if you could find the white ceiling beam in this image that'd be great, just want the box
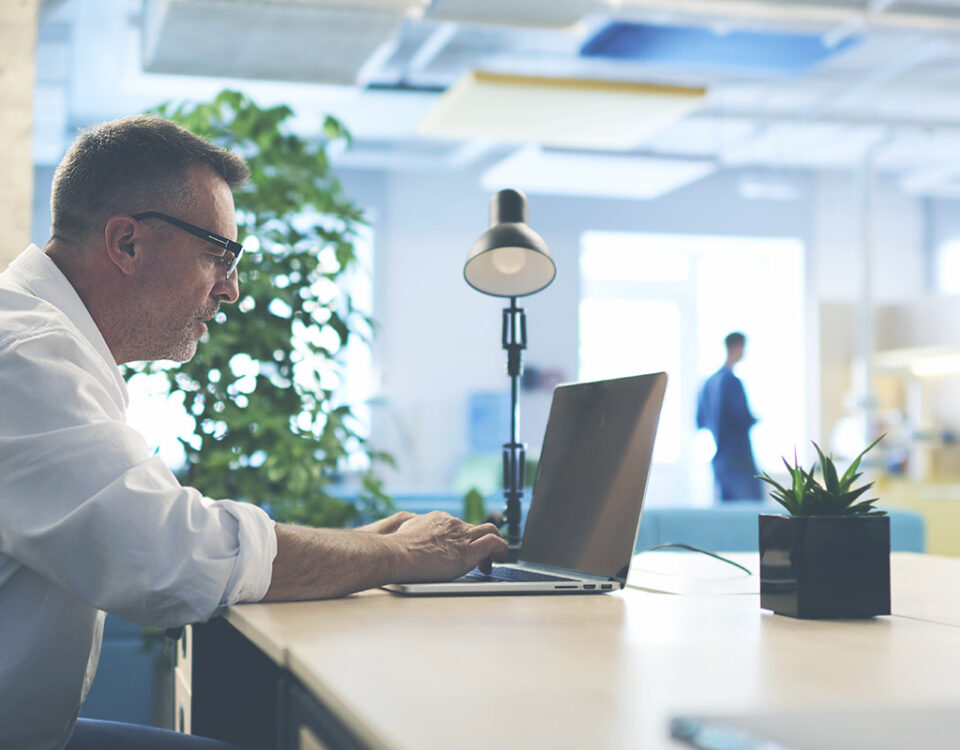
[616,0,960,33]
[807,40,945,117]
[693,106,960,134]
[821,17,865,48]
[900,162,960,194]
[407,22,458,73]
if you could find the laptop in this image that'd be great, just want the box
[384,371,667,595]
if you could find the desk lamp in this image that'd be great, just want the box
[464,188,556,557]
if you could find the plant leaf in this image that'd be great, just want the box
[840,483,875,507]
[813,441,840,497]
[839,434,886,491]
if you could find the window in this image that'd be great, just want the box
[580,231,805,503]
[936,240,960,295]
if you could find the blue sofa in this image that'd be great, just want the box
[634,504,926,553]
[382,493,926,554]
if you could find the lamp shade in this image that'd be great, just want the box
[464,189,556,297]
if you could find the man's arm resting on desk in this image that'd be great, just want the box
[262,511,508,601]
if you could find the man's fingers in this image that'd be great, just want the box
[467,522,502,540]
[470,531,509,561]
[472,530,509,574]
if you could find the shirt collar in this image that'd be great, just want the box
[8,244,129,408]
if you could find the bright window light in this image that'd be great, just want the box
[580,298,682,463]
[579,231,805,503]
[581,237,691,283]
[937,240,960,295]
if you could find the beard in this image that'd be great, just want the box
[165,327,201,363]
[138,303,219,363]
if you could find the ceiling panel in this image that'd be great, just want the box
[418,70,706,150]
[141,0,426,84]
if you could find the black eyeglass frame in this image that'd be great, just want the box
[132,211,244,276]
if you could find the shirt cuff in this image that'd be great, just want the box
[215,500,277,605]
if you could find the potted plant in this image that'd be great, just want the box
[757,436,889,619]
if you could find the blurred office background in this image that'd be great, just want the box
[7,0,960,728]
[7,0,960,512]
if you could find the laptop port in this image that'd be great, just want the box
[583,584,596,590]
[556,585,577,590]
[601,584,613,590]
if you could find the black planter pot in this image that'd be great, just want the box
[758,514,891,619]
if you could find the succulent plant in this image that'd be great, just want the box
[758,435,886,516]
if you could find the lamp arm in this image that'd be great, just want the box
[501,297,526,557]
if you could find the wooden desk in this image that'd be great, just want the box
[180,553,960,750]
[628,551,960,627]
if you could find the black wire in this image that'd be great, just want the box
[645,543,753,576]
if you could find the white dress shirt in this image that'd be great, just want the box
[0,246,277,750]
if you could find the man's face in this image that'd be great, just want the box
[128,167,240,362]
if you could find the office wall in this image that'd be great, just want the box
[31,165,54,248]
[29,155,931,500]
[1,0,39,267]
[339,164,930,499]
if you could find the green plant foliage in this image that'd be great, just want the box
[757,435,886,516]
[126,90,394,527]
[462,488,487,526]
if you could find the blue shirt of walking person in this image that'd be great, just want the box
[696,332,762,501]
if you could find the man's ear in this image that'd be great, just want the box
[103,215,141,276]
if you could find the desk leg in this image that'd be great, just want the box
[284,681,371,750]
[191,616,285,749]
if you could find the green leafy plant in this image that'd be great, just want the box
[758,435,886,516]
[126,90,393,527]
[462,488,487,526]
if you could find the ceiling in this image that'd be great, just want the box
[32,0,960,198]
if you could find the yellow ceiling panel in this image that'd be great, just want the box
[418,71,707,150]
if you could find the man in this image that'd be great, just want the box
[696,332,763,501]
[0,116,507,750]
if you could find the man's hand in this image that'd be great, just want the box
[393,511,508,581]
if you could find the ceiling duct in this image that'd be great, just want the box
[426,0,615,29]
[141,0,428,85]
[614,0,960,34]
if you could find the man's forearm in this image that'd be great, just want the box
[262,523,404,601]
[259,511,508,602]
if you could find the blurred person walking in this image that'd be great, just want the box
[696,332,762,501]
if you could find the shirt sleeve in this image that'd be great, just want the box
[720,373,757,430]
[0,325,277,627]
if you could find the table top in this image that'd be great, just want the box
[225,552,960,750]
[628,551,960,628]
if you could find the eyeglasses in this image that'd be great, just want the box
[132,211,244,277]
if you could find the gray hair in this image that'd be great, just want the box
[51,115,249,238]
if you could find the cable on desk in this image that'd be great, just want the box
[644,543,753,576]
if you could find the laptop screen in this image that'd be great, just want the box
[519,372,667,582]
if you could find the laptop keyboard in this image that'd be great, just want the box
[462,566,577,583]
